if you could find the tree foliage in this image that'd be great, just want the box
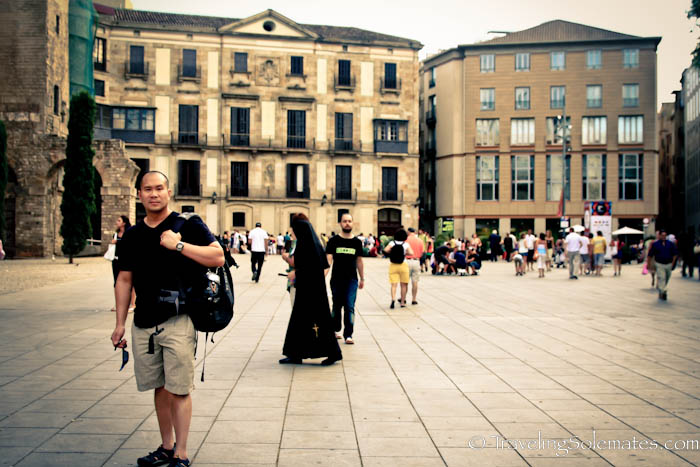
[60,91,96,262]
[689,0,700,68]
[0,120,7,244]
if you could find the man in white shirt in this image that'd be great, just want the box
[579,233,590,276]
[249,222,268,282]
[525,229,536,271]
[277,233,284,254]
[564,227,582,280]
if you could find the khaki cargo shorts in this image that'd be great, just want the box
[132,313,196,395]
[407,259,421,282]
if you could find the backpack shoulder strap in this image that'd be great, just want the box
[172,213,200,234]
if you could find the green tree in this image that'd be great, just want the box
[689,0,700,68]
[60,91,96,263]
[0,120,7,245]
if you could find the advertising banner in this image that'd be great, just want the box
[587,201,612,257]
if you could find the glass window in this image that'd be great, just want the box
[546,154,571,201]
[113,108,125,129]
[618,116,643,144]
[230,162,248,196]
[476,155,499,201]
[587,85,602,108]
[291,56,304,76]
[587,50,602,69]
[234,52,247,72]
[429,67,436,87]
[582,116,607,145]
[335,165,352,200]
[93,37,106,71]
[286,163,309,198]
[230,107,250,146]
[476,119,499,146]
[582,154,607,200]
[232,212,246,227]
[623,49,639,68]
[550,86,565,108]
[177,160,200,196]
[287,110,306,148]
[381,167,398,201]
[129,45,144,75]
[384,63,397,89]
[511,155,534,201]
[515,87,530,110]
[335,112,353,150]
[182,49,196,77]
[480,54,495,73]
[94,79,105,97]
[53,85,60,115]
[546,116,570,145]
[338,59,351,86]
[511,118,535,145]
[515,53,530,71]
[623,84,639,107]
[619,153,643,200]
[178,105,198,144]
[551,51,565,70]
[480,88,495,110]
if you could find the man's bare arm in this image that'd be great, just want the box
[111,270,132,348]
[161,230,224,267]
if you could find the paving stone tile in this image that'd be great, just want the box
[0,427,58,447]
[362,457,446,467]
[194,442,278,464]
[139,415,214,432]
[358,437,440,457]
[355,421,428,438]
[36,433,127,453]
[284,415,354,431]
[0,412,75,428]
[15,452,110,467]
[216,406,286,421]
[285,400,351,416]
[60,417,142,435]
[207,420,283,444]
[439,447,529,466]
[278,448,361,466]
[280,430,357,449]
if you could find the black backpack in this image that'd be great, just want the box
[172,213,234,380]
[389,241,405,264]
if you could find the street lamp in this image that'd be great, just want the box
[211,191,217,204]
[554,97,570,232]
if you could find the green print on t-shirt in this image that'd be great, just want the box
[335,247,356,255]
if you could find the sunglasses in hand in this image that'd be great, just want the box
[114,339,129,371]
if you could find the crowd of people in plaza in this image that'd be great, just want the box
[103,171,699,467]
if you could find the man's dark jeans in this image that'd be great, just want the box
[331,279,358,339]
[251,251,265,278]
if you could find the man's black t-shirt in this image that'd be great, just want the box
[325,235,362,283]
[119,212,217,328]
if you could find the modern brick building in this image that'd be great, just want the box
[420,20,661,238]
[92,7,422,237]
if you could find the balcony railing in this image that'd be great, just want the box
[94,60,107,72]
[334,74,356,91]
[287,135,306,149]
[426,109,436,126]
[378,189,403,203]
[374,140,408,154]
[286,187,310,199]
[380,77,401,94]
[226,186,312,200]
[178,64,202,82]
[480,102,495,111]
[551,99,565,109]
[178,131,199,145]
[334,138,353,151]
[230,133,250,146]
[125,61,149,79]
[333,188,356,202]
[174,183,202,197]
[623,98,639,107]
[429,78,435,88]
[229,185,248,197]
[587,98,602,108]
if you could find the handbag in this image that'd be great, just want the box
[104,234,117,261]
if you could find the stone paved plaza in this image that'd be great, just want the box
[0,255,699,466]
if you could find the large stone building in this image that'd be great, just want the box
[682,66,700,236]
[420,21,661,238]
[92,7,422,237]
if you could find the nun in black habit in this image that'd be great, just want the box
[279,214,342,366]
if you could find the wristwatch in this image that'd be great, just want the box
[176,241,185,252]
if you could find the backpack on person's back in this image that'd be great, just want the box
[389,241,405,264]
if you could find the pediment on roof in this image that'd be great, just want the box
[218,9,318,39]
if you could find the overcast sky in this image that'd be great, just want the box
[134,0,697,109]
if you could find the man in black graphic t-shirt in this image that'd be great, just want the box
[325,213,364,344]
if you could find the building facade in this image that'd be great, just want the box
[682,66,700,236]
[420,21,660,238]
[657,94,685,234]
[93,8,422,237]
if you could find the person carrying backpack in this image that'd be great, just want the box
[111,171,224,467]
[383,229,414,309]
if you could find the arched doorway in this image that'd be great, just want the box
[378,208,401,236]
[3,167,17,258]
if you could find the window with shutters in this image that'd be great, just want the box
[384,62,397,89]
[234,52,247,73]
[182,49,197,77]
[381,167,398,201]
[338,59,352,86]
[286,164,309,198]
[290,56,304,76]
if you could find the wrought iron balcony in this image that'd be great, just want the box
[125,61,149,80]
[178,64,202,82]
[334,138,353,151]
[230,133,250,146]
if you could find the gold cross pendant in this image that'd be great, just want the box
[312,323,319,338]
